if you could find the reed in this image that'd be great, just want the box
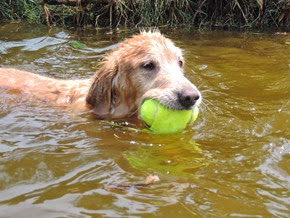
[0,0,42,23]
[0,0,288,30]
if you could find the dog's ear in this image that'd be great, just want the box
[86,59,118,119]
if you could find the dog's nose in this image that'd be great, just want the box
[178,90,200,109]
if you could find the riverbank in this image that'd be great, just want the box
[0,0,289,30]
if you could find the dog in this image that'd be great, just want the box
[0,31,201,119]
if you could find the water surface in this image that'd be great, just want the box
[0,22,289,217]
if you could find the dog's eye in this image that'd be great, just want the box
[179,60,183,67]
[141,62,155,71]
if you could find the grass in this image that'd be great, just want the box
[0,0,288,30]
[0,0,43,23]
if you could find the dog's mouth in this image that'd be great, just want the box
[139,98,199,113]
[153,98,201,111]
[139,98,175,112]
[138,98,200,134]
[138,98,200,118]
[139,87,202,113]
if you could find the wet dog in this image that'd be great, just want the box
[0,31,201,119]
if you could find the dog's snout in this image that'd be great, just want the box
[178,90,200,109]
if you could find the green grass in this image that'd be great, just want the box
[0,0,288,30]
[0,0,42,23]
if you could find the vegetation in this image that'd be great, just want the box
[0,0,289,30]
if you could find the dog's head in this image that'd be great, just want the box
[86,31,201,119]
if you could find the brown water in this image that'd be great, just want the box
[0,22,289,217]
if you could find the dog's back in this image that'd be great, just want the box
[0,68,91,109]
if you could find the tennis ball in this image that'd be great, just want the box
[140,99,199,134]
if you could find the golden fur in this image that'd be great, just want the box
[0,31,201,119]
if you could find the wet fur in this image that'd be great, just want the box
[0,31,201,119]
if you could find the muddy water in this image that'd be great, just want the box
[0,22,289,217]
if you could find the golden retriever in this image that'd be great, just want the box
[0,31,201,119]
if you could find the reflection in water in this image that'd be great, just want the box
[125,139,206,178]
[0,22,289,217]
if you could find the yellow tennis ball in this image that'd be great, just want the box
[140,99,199,134]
